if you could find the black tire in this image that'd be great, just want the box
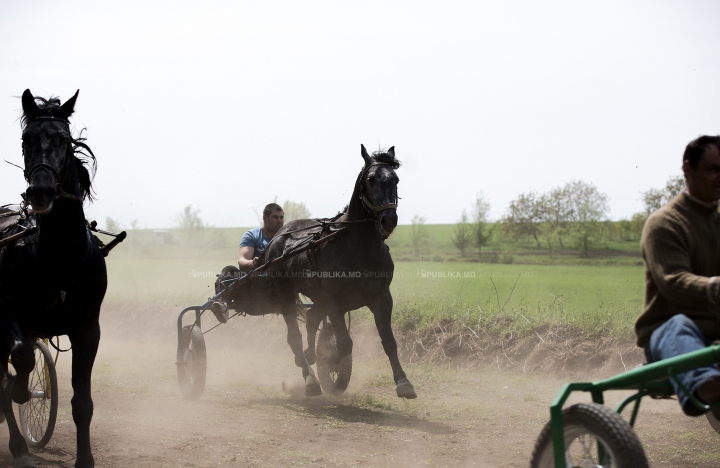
[530,403,648,468]
[316,321,352,395]
[177,325,207,400]
[17,340,58,449]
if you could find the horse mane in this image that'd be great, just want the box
[20,95,65,127]
[69,128,97,202]
[21,94,97,202]
[370,149,401,170]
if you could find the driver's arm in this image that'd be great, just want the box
[238,246,260,272]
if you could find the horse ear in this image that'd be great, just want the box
[361,144,371,165]
[21,89,39,118]
[59,90,79,119]
[387,146,395,158]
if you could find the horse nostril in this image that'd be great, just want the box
[45,186,56,199]
[25,187,34,198]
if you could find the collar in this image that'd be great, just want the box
[682,189,717,209]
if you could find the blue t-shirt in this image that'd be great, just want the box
[240,227,272,256]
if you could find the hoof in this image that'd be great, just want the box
[14,454,37,468]
[396,378,417,399]
[5,375,31,404]
[304,368,322,397]
[74,453,95,468]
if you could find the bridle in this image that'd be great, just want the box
[22,115,76,203]
[358,162,399,216]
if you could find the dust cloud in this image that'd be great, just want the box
[0,300,717,467]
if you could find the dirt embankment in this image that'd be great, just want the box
[393,321,645,378]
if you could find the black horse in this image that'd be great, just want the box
[265,145,416,399]
[0,90,106,467]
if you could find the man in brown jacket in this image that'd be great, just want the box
[637,135,720,416]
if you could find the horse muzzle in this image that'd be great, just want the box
[25,173,58,214]
[377,209,398,237]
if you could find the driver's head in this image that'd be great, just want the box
[262,203,284,235]
[683,136,720,203]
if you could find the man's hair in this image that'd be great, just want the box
[684,135,720,169]
[263,203,283,216]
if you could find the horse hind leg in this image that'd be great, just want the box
[304,305,325,365]
[282,308,322,397]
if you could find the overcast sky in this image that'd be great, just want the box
[1,1,718,228]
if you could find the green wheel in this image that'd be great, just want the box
[706,411,720,434]
[530,403,648,468]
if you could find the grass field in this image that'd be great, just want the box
[110,222,644,264]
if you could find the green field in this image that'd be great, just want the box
[102,225,645,340]
[110,222,644,264]
[382,222,643,264]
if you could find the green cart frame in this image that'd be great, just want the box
[530,344,720,468]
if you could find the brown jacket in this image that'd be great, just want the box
[636,192,720,347]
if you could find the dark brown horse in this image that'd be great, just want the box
[0,90,106,467]
[265,145,416,399]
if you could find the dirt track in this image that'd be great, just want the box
[1,314,719,467]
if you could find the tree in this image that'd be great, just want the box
[450,210,472,256]
[564,180,609,257]
[629,212,646,240]
[105,217,122,233]
[282,200,312,222]
[501,191,543,247]
[410,215,430,257]
[176,205,205,230]
[470,193,493,258]
[177,205,205,241]
[641,174,685,216]
[538,187,572,251]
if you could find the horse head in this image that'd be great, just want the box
[359,144,400,238]
[20,89,91,214]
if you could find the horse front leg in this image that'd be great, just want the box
[0,348,36,468]
[4,322,33,404]
[369,293,417,399]
[282,306,321,396]
[69,324,100,468]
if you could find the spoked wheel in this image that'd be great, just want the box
[530,403,649,468]
[316,320,352,395]
[177,325,207,400]
[17,340,59,449]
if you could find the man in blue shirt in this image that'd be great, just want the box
[212,203,284,323]
[238,203,284,272]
